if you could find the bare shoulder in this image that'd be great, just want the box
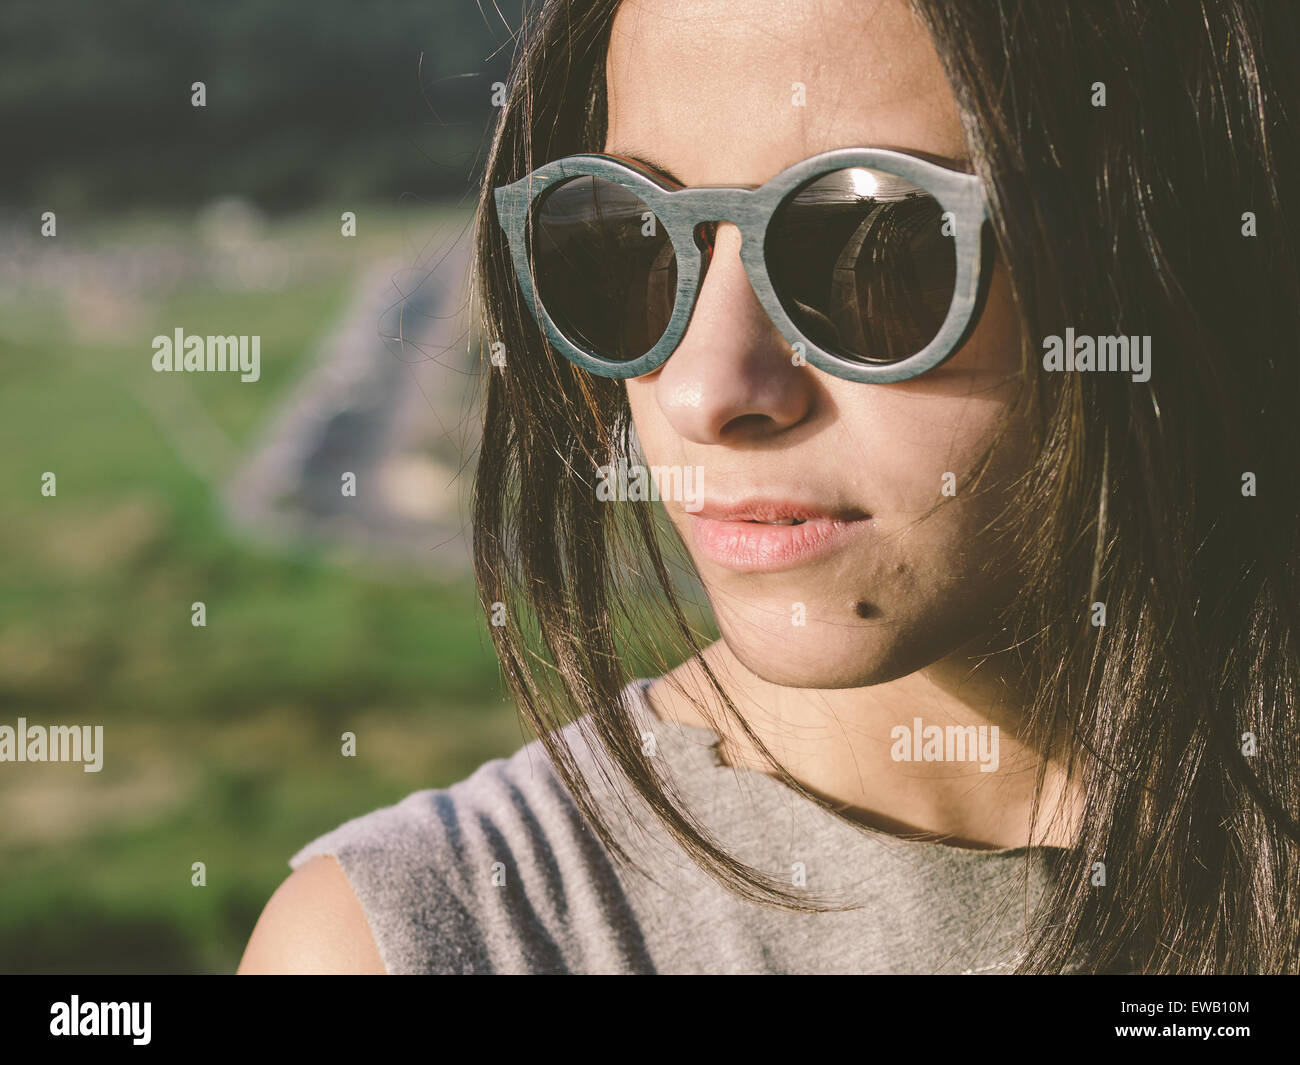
[238,855,387,974]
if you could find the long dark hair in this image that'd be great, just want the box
[469,0,1300,973]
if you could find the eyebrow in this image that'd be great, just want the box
[603,147,973,187]
[602,150,687,187]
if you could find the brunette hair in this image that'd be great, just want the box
[469,0,1300,973]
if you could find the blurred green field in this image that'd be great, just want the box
[0,202,534,973]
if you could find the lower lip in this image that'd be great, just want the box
[685,514,871,572]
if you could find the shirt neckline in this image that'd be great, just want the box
[626,675,1073,861]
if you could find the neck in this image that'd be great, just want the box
[646,638,1081,850]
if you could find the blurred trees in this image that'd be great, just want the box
[0,0,514,211]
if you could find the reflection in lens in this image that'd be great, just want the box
[529,176,677,363]
[765,167,957,364]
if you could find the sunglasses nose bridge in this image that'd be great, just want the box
[670,187,757,228]
[669,188,763,261]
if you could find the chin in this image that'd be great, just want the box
[712,598,968,689]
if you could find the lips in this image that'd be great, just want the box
[692,499,868,523]
[685,497,872,572]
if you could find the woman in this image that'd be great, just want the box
[240,0,1299,974]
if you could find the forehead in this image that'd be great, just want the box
[604,0,967,186]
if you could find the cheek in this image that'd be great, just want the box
[843,393,1014,515]
[624,376,681,461]
[859,258,1028,509]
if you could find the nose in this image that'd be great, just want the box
[652,222,815,444]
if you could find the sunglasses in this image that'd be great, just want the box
[493,146,991,384]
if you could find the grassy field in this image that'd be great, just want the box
[0,202,535,973]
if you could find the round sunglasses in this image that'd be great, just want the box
[493,146,991,384]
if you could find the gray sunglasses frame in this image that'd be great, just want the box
[494,146,990,384]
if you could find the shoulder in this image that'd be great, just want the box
[238,854,386,974]
[243,702,663,974]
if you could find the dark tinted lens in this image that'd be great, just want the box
[765,167,956,364]
[529,176,677,363]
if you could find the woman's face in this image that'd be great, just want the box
[607,0,1031,688]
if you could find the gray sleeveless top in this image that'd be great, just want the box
[289,677,1072,974]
